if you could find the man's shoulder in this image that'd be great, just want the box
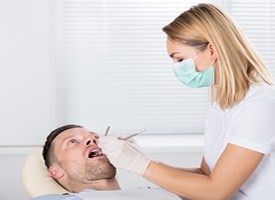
[75,188,182,200]
[32,194,82,200]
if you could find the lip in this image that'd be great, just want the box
[85,146,104,159]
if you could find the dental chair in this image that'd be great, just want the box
[22,148,68,198]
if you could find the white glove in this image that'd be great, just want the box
[98,136,151,176]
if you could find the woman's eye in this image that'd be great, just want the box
[177,59,183,63]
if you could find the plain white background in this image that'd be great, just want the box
[0,0,55,146]
[0,0,55,198]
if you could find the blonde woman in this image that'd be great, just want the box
[99,3,275,199]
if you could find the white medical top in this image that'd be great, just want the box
[204,83,275,199]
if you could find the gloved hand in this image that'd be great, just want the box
[98,136,151,176]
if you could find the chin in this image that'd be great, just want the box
[86,158,117,181]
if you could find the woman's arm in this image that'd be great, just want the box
[159,157,210,175]
[144,144,264,200]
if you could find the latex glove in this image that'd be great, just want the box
[98,136,151,176]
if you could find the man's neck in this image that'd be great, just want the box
[88,178,121,191]
[67,177,121,193]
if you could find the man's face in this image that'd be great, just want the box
[52,128,116,184]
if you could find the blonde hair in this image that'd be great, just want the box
[163,3,274,109]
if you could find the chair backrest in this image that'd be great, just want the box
[22,148,68,198]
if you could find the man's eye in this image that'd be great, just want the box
[177,59,183,63]
[68,139,77,144]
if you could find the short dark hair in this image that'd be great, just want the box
[42,124,83,168]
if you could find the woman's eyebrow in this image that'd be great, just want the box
[169,52,181,58]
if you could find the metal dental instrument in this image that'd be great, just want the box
[104,126,110,136]
[120,129,146,140]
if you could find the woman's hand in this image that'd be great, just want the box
[98,136,151,176]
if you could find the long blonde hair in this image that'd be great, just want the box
[163,3,274,109]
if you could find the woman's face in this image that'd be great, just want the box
[166,37,215,72]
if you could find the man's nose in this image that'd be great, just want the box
[85,137,97,146]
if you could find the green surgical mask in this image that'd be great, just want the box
[172,55,214,88]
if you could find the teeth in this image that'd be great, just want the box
[88,149,102,158]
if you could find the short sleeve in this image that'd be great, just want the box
[228,89,275,154]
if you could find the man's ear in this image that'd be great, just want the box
[48,163,65,180]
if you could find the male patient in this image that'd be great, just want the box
[43,124,119,192]
[34,124,182,200]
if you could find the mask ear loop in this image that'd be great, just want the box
[210,60,215,68]
[193,52,202,61]
[210,60,215,86]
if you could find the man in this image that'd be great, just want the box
[42,124,119,192]
[34,124,183,200]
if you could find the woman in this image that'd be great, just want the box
[99,3,275,200]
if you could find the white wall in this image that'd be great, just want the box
[0,0,204,199]
[0,0,55,198]
[0,148,32,199]
[0,0,55,146]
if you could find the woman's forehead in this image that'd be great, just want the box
[166,38,197,55]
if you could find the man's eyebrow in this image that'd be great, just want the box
[89,131,99,137]
[61,135,74,144]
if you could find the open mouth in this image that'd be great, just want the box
[88,149,103,158]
